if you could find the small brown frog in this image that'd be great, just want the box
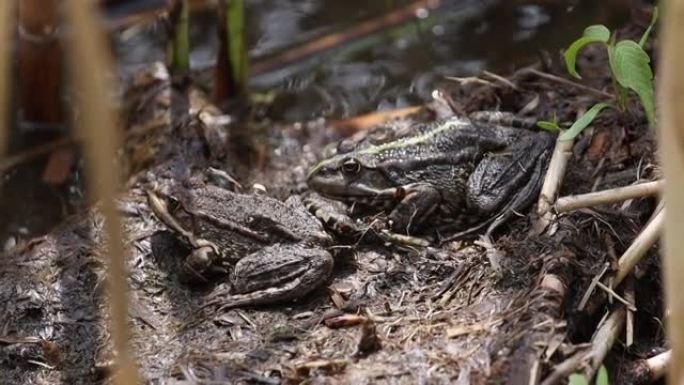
[147,183,334,309]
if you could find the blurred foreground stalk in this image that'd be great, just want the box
[166,0,190,77]
[63,1,139,384]
[0,1,15,157]
[18,0,63,131]
[213,0,247,106]
[657,0,684,383]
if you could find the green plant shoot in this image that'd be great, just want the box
[567,365,610,385]
[560,103,613,141]
[564,25,610,79]
[596,365,609,385]
[536,121,561,132]
[569,374,589,385]
[542,6,658,137]
[608,40,655,125]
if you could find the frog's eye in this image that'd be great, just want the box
[342,158,361,174]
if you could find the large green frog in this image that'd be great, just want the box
[307,112,555,239]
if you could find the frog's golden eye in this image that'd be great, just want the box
[342,158,361,174]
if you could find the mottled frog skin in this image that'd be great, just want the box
[307,112,554,238]
[148,184,333,309]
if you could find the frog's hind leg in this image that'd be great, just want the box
[483,148,550,237]
[466,138,552,237]
[207,246,334,312]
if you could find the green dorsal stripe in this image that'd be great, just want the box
[310,119,469,175]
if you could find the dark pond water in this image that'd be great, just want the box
[1,0,630,245]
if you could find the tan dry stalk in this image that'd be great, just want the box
[658,1,684,383]
[554,180,663,213]
[614,206,663,287]
[534,137,574,233]
[647,350,670,383]
[0,1,15,157]
[541,306,626,385]
[586,306,626,377]
[63,1,139,384]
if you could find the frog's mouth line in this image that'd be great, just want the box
[311,181,397,204]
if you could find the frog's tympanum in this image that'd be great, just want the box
[148,184,333,310]
[307,113,554,239]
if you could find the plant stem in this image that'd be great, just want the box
[213,0,247,105]
[228,0,247,94]
[167,0,190,75]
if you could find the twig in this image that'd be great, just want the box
[624,279,635,347]
[577,262,610,311]
[554,180,663,213]
[645,350,670,383]
[541,306,626,385]
[0,137,73,175]
[251,0,442,76]
[534,137,574,234]
[614,206,664,286]
[331,105,423,136]
[618,350,670,385]
[595,282,636,312]
[482,70,519,90]
[523,68,615,100]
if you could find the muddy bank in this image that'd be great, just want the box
[0,8,664,385]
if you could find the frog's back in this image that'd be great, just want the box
[187,185,326,240]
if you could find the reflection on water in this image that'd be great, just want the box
[2,0,629,243]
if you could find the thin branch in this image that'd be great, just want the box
[251,0,442,76]
[645,350,670,383]
[554,180,663,213]
[614,206,664,286]
[595,281,636,312]
[0,137,73,175]
[577,262,609,311]
[533,137,574,234]
[541,306,626,385]
[522,68,615,100]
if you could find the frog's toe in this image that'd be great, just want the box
[179,246,217,283]
[388,184,440,234]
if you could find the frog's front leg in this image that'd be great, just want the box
[388,183,440,234]
[147,190,223,281]
[304,194,362,239]
[206,244,334,310]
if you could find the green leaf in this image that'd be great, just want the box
[564,25,611,78]
[583,25,611,41]
[536,121,561,132]
[596,365,610,385]
[639,7,659,47]
[608,40,655,125]
[559,102,613,141]
[569,373,589,385]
